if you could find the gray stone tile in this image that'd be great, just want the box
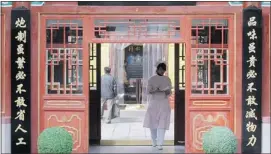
[101,110,175,141]
[111,125,130,139]
[102,122,174,140]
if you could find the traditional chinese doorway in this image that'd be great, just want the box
[38,14,235,153]
[87,16,186,146]
[89,42,185,146]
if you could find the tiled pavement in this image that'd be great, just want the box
[101,110,175,140]
[92,109,183,153]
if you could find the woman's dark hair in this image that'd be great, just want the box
[156,63,167,71]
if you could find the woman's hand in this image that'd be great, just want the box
[149,87,160,94]
[165,89,171,95]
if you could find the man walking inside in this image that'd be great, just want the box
[101,67,117,124]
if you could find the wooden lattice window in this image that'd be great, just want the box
[178,43,186,89]
[45,19,83,94]
[89,43,98,90]
[190,19,229,95]
[94,18,181,39]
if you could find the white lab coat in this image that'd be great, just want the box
[143,75,172,130]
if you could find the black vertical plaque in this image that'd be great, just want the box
[242,6,262,153]
[11,7,31,154]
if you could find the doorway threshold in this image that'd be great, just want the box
[100,140,174,146]
[89,145,185,153]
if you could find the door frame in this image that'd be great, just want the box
[86,15,188,145]
[89,42,186,146]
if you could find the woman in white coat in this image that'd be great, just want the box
[143,62,172,150]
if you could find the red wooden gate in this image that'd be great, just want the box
[185,15,235,153]
[38,14,235,153]
[39,15,89,152]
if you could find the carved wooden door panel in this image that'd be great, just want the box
[40,16,89,153]
[185,16,234,153]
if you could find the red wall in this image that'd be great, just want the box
[1,8,11,120]
[197,2,229,6]
[262,13,270,120]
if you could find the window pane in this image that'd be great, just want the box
[46,19,83,94]
[191,48,229,94]
[94,18,180,39]
[190,18,229,95]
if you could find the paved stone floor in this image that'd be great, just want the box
[89,146,185,153]
[101,110,174,140]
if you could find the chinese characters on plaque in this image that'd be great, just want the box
[242,6,262,153]
[11,8,31,153]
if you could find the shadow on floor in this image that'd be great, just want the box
[89,146,185,153]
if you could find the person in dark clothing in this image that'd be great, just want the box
[101,67,117,124]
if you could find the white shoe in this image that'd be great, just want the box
[157,145,163,150]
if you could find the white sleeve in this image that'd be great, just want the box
[167,77,173,95]
[147,79,153,94]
